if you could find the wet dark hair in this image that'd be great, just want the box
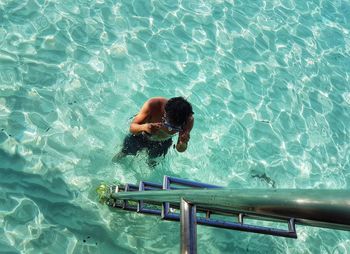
[165,97,193,127]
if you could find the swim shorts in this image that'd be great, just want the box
[121,134,173,158]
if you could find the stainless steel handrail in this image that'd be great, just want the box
[105,176,350,254]
[112,188,350,231]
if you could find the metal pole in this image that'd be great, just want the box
[113,188,350,231]
[180,198,197,254]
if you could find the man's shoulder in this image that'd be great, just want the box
[147,97,168,108]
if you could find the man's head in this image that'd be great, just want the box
[164,97,193,128]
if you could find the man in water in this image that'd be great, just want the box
[114,97,194,164]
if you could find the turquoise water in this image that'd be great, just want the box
[1,0,350,253]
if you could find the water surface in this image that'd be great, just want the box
[1,0,350,253]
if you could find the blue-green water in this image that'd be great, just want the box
[1,0,350,253]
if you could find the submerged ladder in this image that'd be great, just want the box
[105,176,350,254]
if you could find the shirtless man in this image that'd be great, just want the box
[114,97,194,164]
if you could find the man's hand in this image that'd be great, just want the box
[176,132,190,152]
[144,123,162,134]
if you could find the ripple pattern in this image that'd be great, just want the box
[1,0,350,253]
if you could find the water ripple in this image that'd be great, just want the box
[1,0,350,253]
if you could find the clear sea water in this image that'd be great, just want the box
[1,0,350,253]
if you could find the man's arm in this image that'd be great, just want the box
[176,115,194,152]
[129,99,162,134]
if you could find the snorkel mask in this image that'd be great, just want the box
[162,115,183,132]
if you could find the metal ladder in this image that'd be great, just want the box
[104,176,350,254]
[104,176,308,253]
